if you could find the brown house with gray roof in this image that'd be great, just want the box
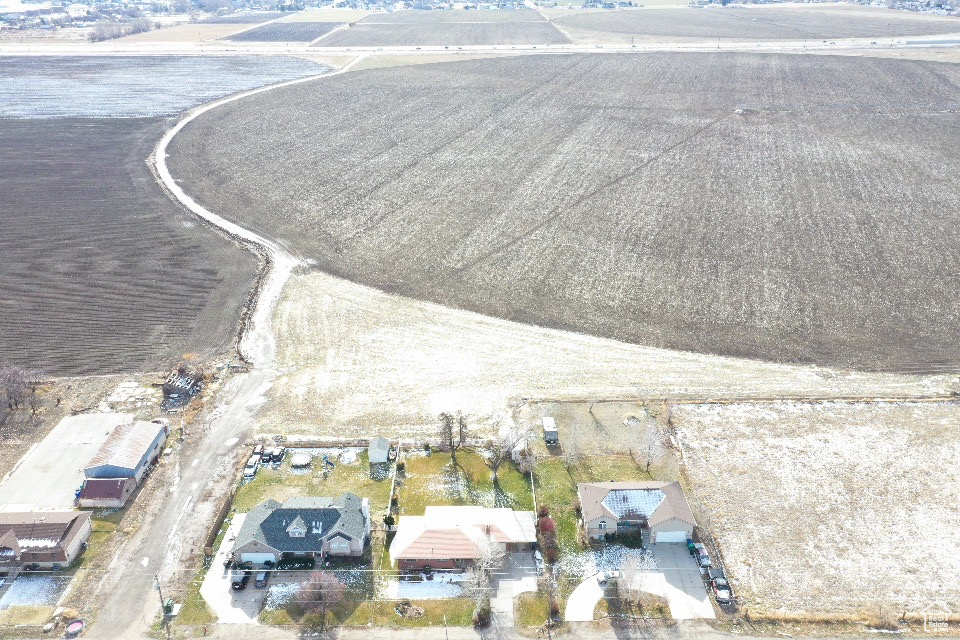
[577,481,696,543]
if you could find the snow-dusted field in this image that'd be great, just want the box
[0,56,326,118]
[674,402,960,615]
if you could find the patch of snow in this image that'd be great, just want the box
[555,545,656,582]
[0,575,71,610]
[378,573,466,600]
[264,581,300,609]
[601,489,664,519]
[17,539,58,549]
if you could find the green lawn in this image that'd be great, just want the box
[534,455,651,552]
[176,573,216,625]
[396,449,534,516]
[262,598,475,628]
[233,451,392,516]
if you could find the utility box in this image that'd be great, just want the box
[542,416,559,445]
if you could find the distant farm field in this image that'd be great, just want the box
[197,11,286,24]
[168,53,960,372]
[317,9,569,46]
[224,21,343,42]
[0,56,329,375]
[551,5,960,43]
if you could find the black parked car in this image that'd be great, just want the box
[231,570,252,590]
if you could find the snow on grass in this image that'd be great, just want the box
[675,401,960,615]
[554,544,656,583]
[264,581,300,610]
[0,575,71,610]
[378,573,466,600]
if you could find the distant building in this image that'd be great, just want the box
[231,494,371,565]
[84,419,169,484]
[77,477,136,508]
[389,506,536,572]
[577,481,696,543]
[0,511,92,570]
[368,437,390,464]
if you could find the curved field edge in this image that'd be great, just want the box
[166,52,960,373]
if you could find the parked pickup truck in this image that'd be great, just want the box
[711,577,733,605]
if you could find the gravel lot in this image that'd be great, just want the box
[170,53,960,372]
[552,5,960,43]
[674,401,960,615]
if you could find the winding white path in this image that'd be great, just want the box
[153,54,365,366]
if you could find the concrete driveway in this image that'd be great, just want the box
[200,514,265,624]
[564,572,605,622]
[491,552,538,627]
[636,543,715,620]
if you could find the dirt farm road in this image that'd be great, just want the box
[86,62,364,639]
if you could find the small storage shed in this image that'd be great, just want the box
[542,417,559,445]
[78,477,136,508]
[368,437,390,464]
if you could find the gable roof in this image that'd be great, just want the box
[232,494,366,555]
[85,420,167,471]
[79,478,134,501]
[577,481,696,528]
[0,511,92,558]
[390,506,536,562]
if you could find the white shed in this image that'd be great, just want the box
[368,437,390,464]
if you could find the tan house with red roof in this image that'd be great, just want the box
[577,481,696,543]
[389,506,536,572]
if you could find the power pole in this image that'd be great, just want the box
[155,573,165,611]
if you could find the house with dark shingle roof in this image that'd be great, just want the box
[0,511,92,570]
[78,477,136,508]
[577,481,696,543]
[231,494,370,565]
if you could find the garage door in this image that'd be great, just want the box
[655,530,688,543]
[240,552,275,564]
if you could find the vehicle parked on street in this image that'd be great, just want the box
[694,543,712,568]
[712,576,733,604]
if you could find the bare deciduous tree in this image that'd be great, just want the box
[439,411,468,463]
[483,425,532,481]
[0,366,29,411]
[299,571,346,623]
[627,415,666,473]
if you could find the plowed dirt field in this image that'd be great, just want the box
[167,53,960,373]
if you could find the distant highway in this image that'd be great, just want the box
[1,31,959,56]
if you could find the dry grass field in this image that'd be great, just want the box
[197,11,286,24]
[168,53,960,373]
[673,402,960,615]
[317,9,569,46]
[0,56,328,375]
[254,270,953,438]
[113,23,249,43]
[551,5,960,44]
[223,21,344,42]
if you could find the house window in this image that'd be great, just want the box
[288,527,305,538]
[598,521,607,530]
[330,537,350,553]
